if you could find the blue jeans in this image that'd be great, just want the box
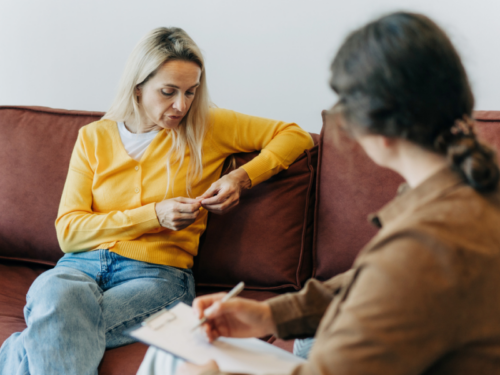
[0,249,195,375]
[293,338,315,359]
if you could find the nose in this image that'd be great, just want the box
[173,95,187,113]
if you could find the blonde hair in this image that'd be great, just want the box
[104,27,210,197]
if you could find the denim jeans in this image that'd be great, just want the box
[293,338,315,359]
[0,249,195,375]
[136,347,185,375]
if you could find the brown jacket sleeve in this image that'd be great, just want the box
[267,269,355,340]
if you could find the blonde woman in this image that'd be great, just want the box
[0,27,313,375]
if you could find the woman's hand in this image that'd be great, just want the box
[175,360,219,375]
[193,293,276,342]
[197,168,251,214]
[155,197,201,231]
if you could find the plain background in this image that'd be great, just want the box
[0,0,499,134]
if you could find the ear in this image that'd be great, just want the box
[381,135,396,148]
[134,85,142,101]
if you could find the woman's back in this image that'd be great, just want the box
[344,167,500,373]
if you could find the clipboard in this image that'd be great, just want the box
[125,302,305,375]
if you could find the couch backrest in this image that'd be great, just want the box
[313,110,500,281]
[0,106,103,265]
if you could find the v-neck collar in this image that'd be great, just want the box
[111,121,167,163]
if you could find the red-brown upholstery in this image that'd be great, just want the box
[475,111,500,155]
[312,111,403,280]
[0,107,103,265]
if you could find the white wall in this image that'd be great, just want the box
[0,0,499,134]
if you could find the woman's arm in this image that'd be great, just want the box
[208,109,314,187]
[199,109,314,213]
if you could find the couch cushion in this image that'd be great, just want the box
[194,137,319,291]
[0,106,103,265]
[0,261,51,345]
[313,111,403,281]
[475,111,500,151]
[313,110,500,281]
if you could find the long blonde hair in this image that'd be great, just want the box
[104,27,210,197]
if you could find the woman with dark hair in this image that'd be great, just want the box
[138,12,500,375]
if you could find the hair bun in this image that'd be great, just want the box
[448,136,500,191]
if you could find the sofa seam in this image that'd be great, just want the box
[0,105,105,118]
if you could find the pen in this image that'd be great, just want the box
[191,281,245,332]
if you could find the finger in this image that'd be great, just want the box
[200,190,231,205]
[193,293,227,319]
[202,200,238,215]
[207,360,218,370]
[203,324,220,343]
[173,219,198,230]
[171,213,199,223]
[176,205,201,215]
[198,183,220,200]
[175,196,202,205]
[202,315,227,342]
[204,299,243,320]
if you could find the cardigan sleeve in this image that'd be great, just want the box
[55,128,161,253]
[208,109,314,187]
[266,270,355,339]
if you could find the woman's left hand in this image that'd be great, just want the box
[175,360,219,375]
[197,168,251,214]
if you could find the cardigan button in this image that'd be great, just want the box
[135,166,139,171]
[134,188,140,193]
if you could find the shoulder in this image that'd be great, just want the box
[79,119,117,137]
[413,184,500,242]
[77,119,117,143]
[362,187,500,287]
[208,107,242,124]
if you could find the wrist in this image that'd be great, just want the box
[229,168,252,189]
[262,302,278,336]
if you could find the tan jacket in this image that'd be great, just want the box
[210,167,500,375]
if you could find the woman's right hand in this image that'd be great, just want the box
[155,197,202,231]
[193,293,277,342]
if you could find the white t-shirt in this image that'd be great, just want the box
[117,122,159,161]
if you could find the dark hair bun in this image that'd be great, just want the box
[447,135,500,191]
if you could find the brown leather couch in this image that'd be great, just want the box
[1,106,499,374]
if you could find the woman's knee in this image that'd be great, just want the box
[26,266,102,315]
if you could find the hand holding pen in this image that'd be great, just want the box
[191,281,277,343]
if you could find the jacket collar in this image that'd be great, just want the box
[369,167,464,229]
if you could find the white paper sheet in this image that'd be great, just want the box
[128,302,305,375]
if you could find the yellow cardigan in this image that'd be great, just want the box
[55,108,314,268]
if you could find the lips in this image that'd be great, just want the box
[168,115,182,120]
